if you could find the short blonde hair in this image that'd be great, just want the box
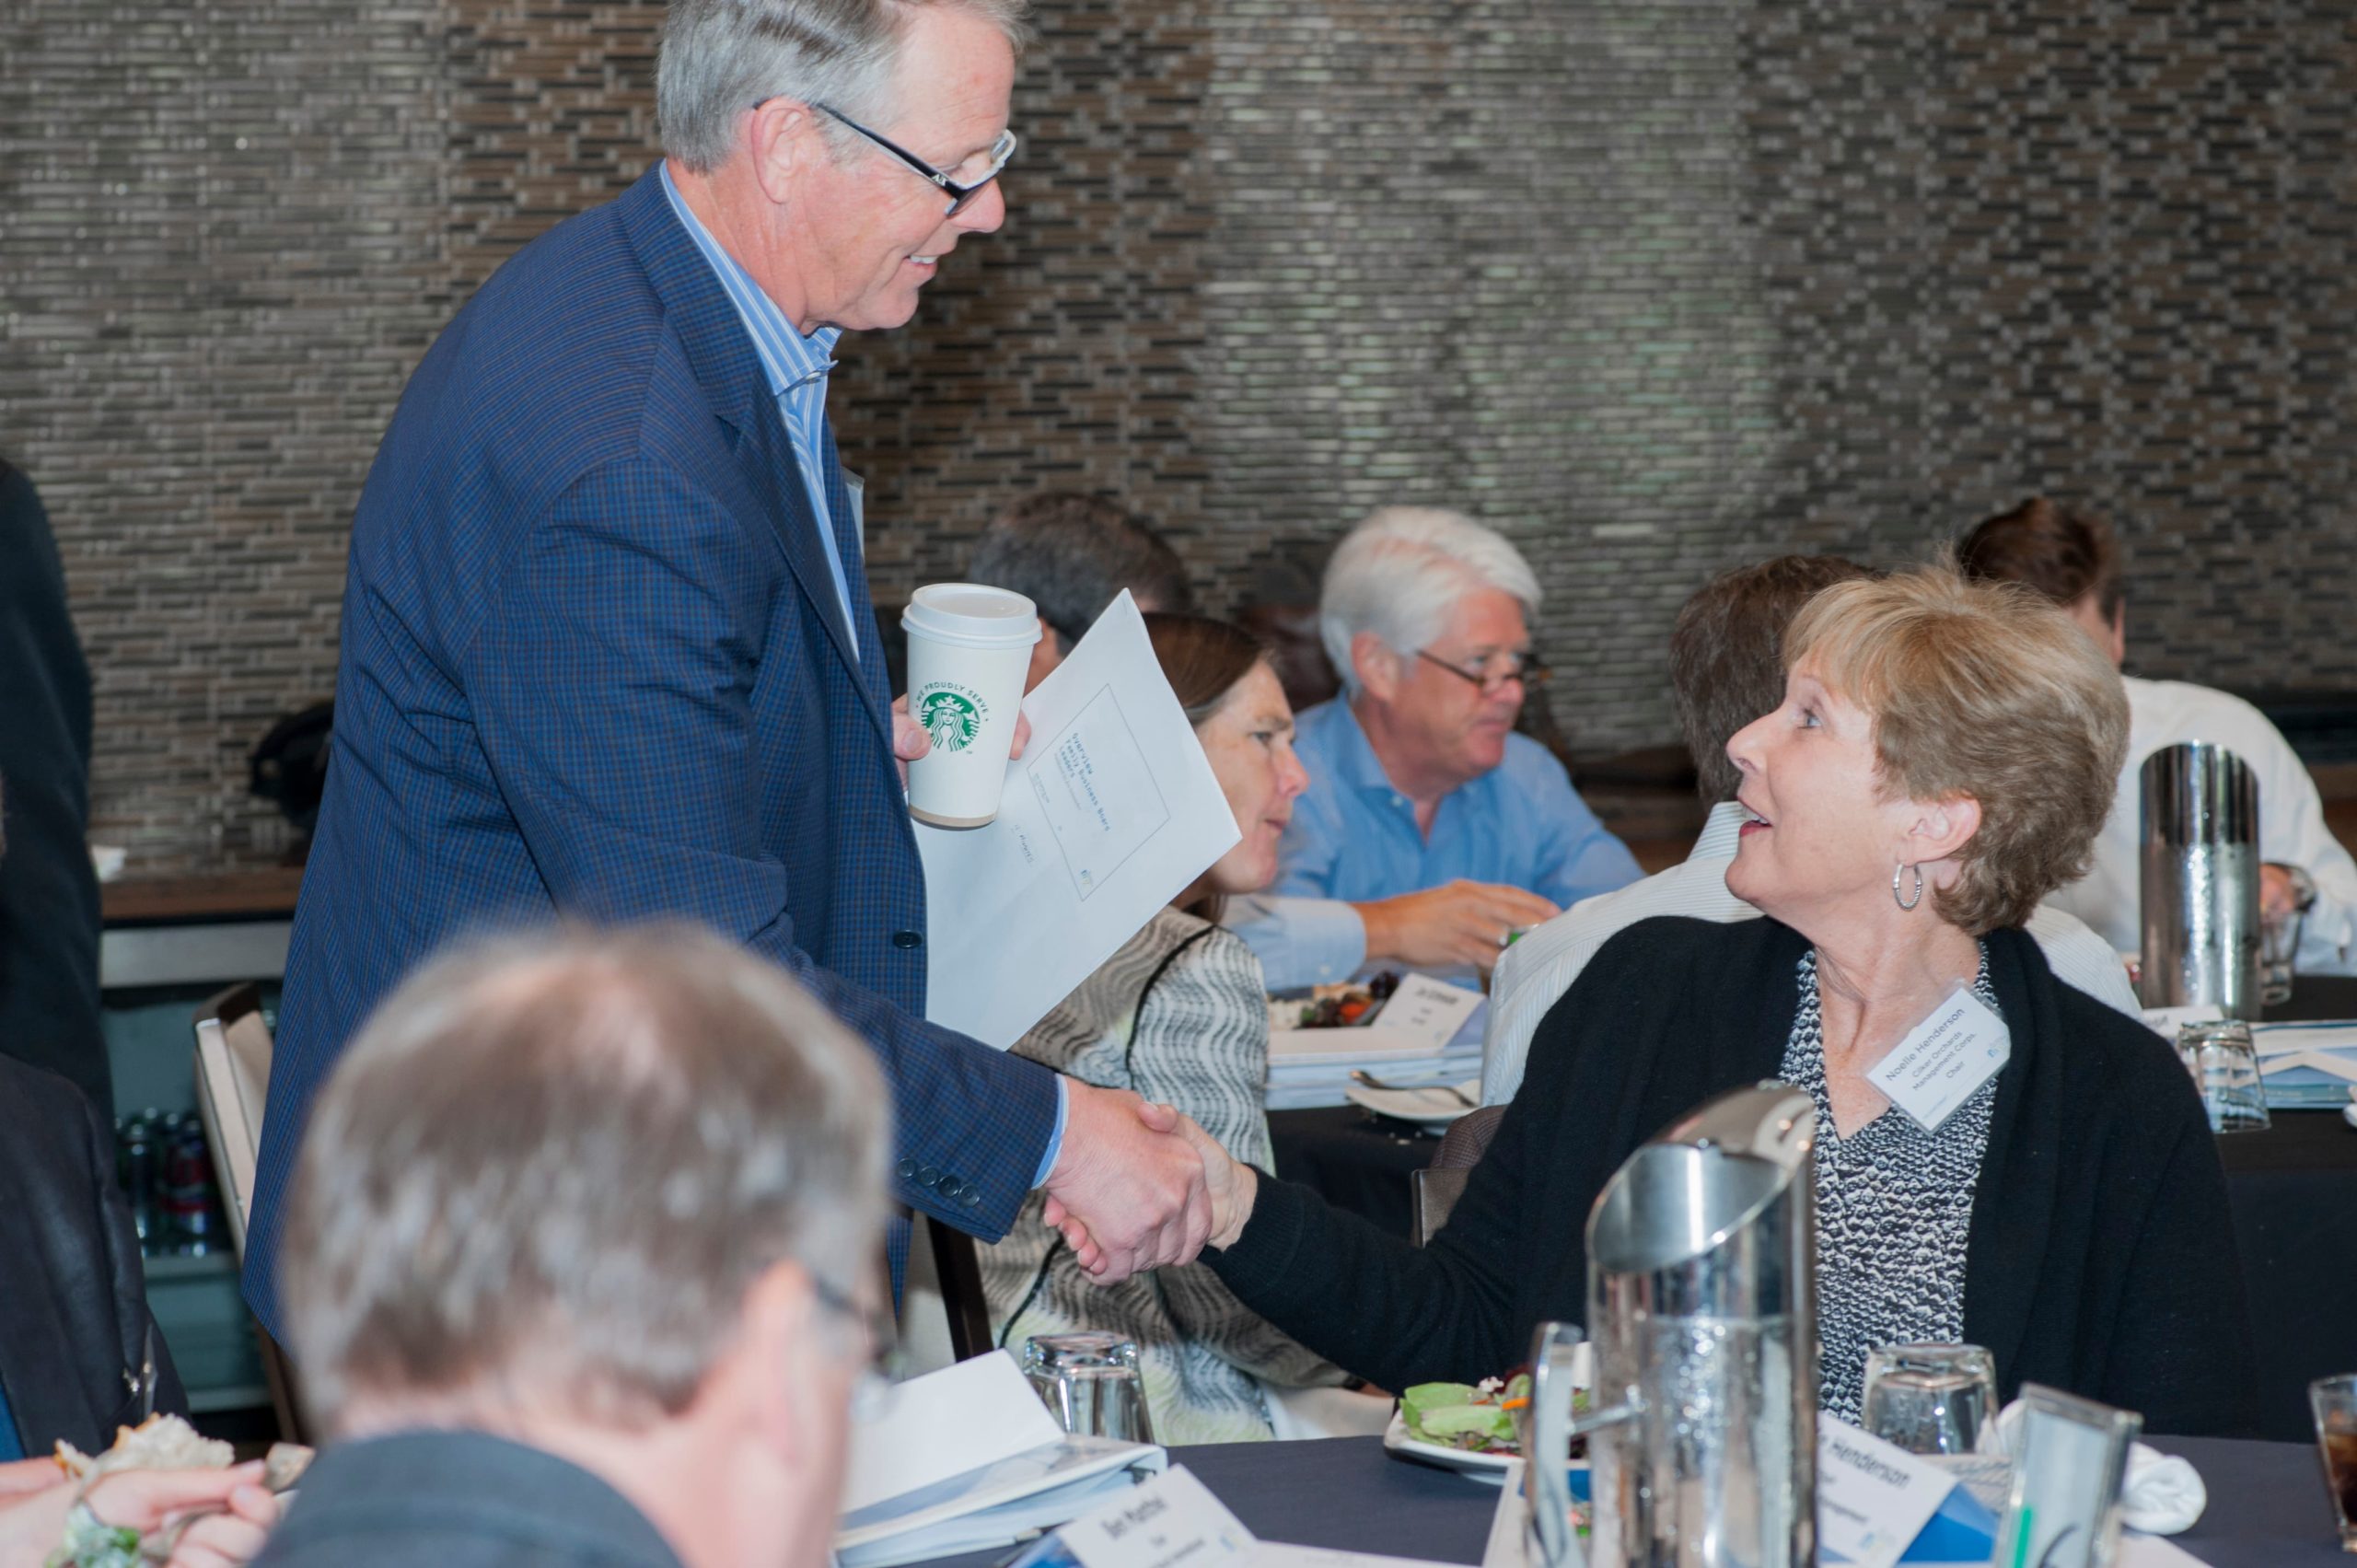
[1784,568,2128,934]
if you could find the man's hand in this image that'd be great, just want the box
[891,695,1030,788]
[1354,879,1561,971]
[1039,1080,1213,1283]
[1174,1115,1259,1250]
[2260,862,2305,920]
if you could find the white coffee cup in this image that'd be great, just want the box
[901,583,1041,829]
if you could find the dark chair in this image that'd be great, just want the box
[926,1216,996,1363]
[1410,1105,1505,1246]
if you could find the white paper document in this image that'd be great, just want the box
[837,1352,1166,1568]
[916,591,1242,1047]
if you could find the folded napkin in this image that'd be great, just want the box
[1991,1401,2207,1535]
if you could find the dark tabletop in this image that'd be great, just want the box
[918,1434,2347,1568]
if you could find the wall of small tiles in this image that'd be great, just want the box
[4,0,2351,873]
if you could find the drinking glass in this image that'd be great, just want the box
[1861,1342,1998,1456]
[2314,1373,2357,1553]
[2262,908,2305,1007]
[1021,1331,1155,1445]
[2174,1020,2270,1133]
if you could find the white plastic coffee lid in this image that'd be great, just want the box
[901,583,1043,650]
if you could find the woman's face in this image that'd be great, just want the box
[1195,662,1310,896]
[1723,660,1922,926]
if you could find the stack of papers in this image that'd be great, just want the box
[836,1352,1165,1568]
[2250,1020,2357,1108]
[1264,975,1485,1110]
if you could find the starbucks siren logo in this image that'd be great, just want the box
[919,687,986,752]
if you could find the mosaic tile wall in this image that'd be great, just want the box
[5,0,2351,872]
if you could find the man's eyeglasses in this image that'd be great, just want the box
[1415,648,1547,696]
[814,102,1017,216]
[812,1272,905,1409]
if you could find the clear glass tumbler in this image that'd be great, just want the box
[1021,1331,1155,1445]
[1861,1342,1999,1456]
[2313,1373,2357,1553]
[2262,908,2305,1007]
[2175,1020,2271,1133]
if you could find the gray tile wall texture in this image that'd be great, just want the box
[4,0,2351,873]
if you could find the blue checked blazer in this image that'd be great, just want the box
[241,168,1059,1333]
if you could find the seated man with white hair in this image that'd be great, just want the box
[1227,507,1642,987]
[1482,555,2142,1104]
[251,924,888,1568]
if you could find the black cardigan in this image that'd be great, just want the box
[0,458,108,1112]
[1209,916,2258,1437]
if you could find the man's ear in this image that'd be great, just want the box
[748,99,819,205]
[1906,794,1982,875]
[738,1261,823,1469]
[1352,632,1402,704]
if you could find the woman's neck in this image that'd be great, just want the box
[1809,916,1983,1137]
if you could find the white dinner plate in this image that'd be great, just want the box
[1381,1410,1519,1482]
[1382,1411,1593,1488]
[1342,1080,1485,1125]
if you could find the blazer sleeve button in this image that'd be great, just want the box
[897,1158,916,1180]
[890,930,923,949]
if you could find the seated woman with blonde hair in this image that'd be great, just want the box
[983,614,1354,1444]
[1184,568,2256,1435]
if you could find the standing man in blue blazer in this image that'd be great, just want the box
[244,0,1210,1331]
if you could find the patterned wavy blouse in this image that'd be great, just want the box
[1782,945,2001,1423]
[980,906,1346,1444]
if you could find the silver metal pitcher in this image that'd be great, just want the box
[2138,741,2260,1019]
[1525,1083,1817,1568]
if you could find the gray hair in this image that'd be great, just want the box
[280,923,889,1433]
[968,493,1196,650]
[658,0,1033,174]
[1317,507,1543,696]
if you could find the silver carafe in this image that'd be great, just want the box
[1526,1084,1817,1568]
[2138,741,2260,1018]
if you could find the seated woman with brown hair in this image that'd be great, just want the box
[982,614,1354,1444]
[1183,568,2257,1435]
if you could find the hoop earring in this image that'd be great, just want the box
[1893,862,1923,912]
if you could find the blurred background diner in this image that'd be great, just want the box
[10,0,2357,1560]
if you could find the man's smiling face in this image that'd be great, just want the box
[780,6,1015,333]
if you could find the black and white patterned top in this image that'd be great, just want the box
[1780,947,2002,1423]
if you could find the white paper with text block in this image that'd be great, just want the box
[917,592,1241,1047]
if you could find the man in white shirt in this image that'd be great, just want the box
[1959,497,2357,973]
[1482,554,2142,1104]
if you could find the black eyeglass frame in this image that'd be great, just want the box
[1413,647,1548,695]
[812,101,1016,216]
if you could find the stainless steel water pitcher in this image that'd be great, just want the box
[2138,741,2260,1019]
[1527,1083,1817,1568]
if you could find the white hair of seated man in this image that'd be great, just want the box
[1316,506,1542,697]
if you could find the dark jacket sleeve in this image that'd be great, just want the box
[0,1057,182,1456]
[0,459,109,1114]
[1202,920,1728,1389]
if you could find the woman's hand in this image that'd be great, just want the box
[1174,1116,1259,1250]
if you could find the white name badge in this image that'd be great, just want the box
[1865,984,2010,1133]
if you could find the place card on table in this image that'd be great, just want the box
[1012,1467,1451,1568]
[1817,1421,1959,1568]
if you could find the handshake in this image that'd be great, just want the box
[1038,1080,1259,1282]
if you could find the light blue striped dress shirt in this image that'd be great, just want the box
[659,163,858,651]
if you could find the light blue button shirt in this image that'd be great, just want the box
[661,166,1069,1182]
[1227,698,1643,988]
